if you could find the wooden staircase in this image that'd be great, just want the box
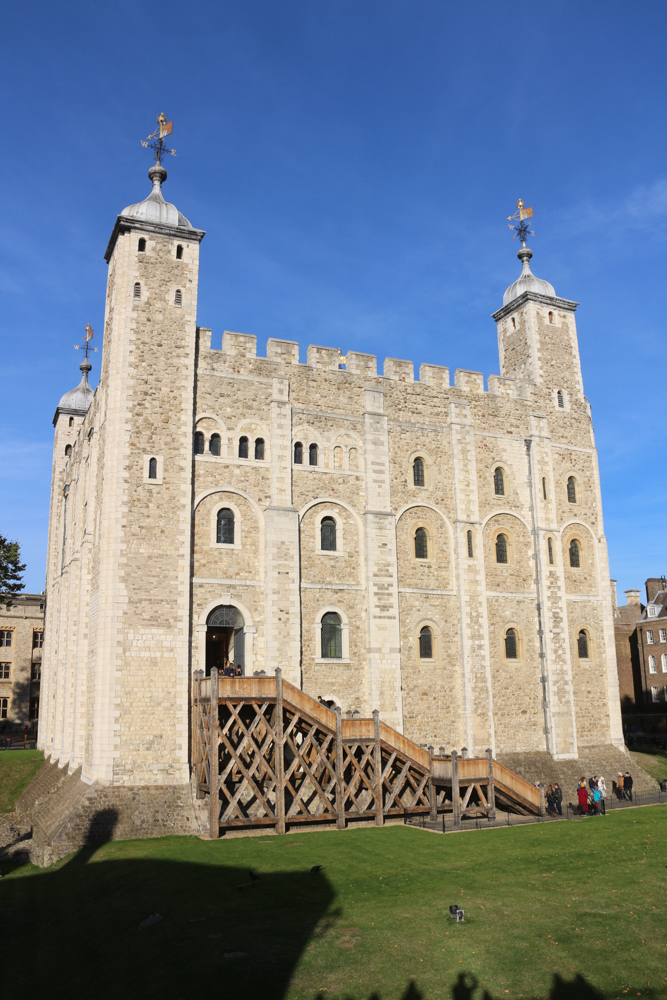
[193,669,543,837]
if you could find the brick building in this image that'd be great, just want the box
[613,577,667,736]
[36,157,629,841]
[0,594,44,731]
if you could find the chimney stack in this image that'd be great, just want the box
[610,579,617,610]
[624,589,641,606]
[645,577,667,604]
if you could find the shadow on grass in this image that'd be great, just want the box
[355,971,608,999]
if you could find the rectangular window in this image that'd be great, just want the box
[29,697,39,721]
[647,630,654,644]
[0,698,7,719]
[0,663,10,680]
[651,686,659,703]
[33,630,44,649]
[0,630,12,647]
[664,687,667,703]
[660,629,666,643]
[31,663,41,682]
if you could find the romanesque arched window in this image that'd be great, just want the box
[419,626,433,659]
[567,476,577,503]
[413,457,425,487]
[578,629,589,659]
[496,533,508,564]
[148,457,157,479]
[414,527,428,560]
[569,538,580,568]
[320,517,337,551]
[557,390,565,409]
[176,244,183,260]
[467,530,473,558]
[209,434,221,456]
[255,438,265,461]
[238,436,249,459]
[309,443,318,466]
[138,238,146,252]
[494,467,505,496]
[216,508,234,544]
[505,628,518,659]
[194,432,205,455]
[321,612,342,658]
[548,311,554,324]
[65,445,72,457]
[294,441,303,464]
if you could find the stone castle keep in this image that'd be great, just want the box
[36,160,626,846]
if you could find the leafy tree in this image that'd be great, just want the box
[0,535,26,608]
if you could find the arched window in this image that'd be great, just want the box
[661,653,667,672]
[542,477,547,500]
[148,457,157,479]
[238,436,249,459]
[567,476,577,503]
[209,434,221,456]
[494,467,505,496]
[64,444,72,456]
[648,654,657,674]
[548,537,554,565]
[569,538,580,568]
[68,417,74,427]
[294,441,303,464]
[548,311,554,324]
[578,630,589,659]
[334,446,343,469]
[496,533,508,564]
[511,317,516,330]
[557,390,564,408]
[176,244,183,260]
[254,438,265,461]
[505,628,518,659]
[321,612,342,658]
[174,289,182,307]
[320,517,337,551]
[138,238,146,252]
[349,447,358,470]
[134,282,141,300]
[216,508,234,544]
[309,443,318,466]
[467,530,473,558]
[419,626,433,659]
[414,527,428,559]
[413,457,425,487]
[194,432,205,455]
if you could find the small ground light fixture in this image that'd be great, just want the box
[449,905,464,922]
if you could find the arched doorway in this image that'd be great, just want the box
[206,605,245,676]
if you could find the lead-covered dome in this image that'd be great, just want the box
[120,164,192,229]
[57,360,94,414]
[503,246,556,306]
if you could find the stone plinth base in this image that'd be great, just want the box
[16,759,206,867]
[497,745,657,800]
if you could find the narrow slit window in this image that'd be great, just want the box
[174,289,182,307]
[548,311,554,324]
[309,443,318,466]
[419,626,433,659]
[496,533,508,564]
[548,537,554,565]
[321,612,342,658]
[294,441,303,464]
[176,244,183,260]
[194,432,205,455]
[569,538,580,568]
[209,434,221,456]
[254,438,265,461]
[578,630,589,659]
[238,436,249,459]
[415,527,428,560]
[216,508,234,544]
[494,467,505,496]
[467,530,473,558]
[148,457,157,479]
[413,457,425,487]
[138,238,146,253]
[320,517,337,551]
[542,477,547,500]
[68,417,74,427]
[557,390,565,409]
[511,317,516,329]
[567,476,577,503]
[134,282,141,300]
[505,628,518,659]
[65,445,72,456]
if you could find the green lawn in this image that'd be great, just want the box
[630,747,667,784]
[0,748,43,812]
[1,807,666,1000]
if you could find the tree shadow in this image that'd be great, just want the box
[339,971,611,1000]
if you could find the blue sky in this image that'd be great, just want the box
[1,1,665,599]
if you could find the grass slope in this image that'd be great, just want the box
[0,749,43,812]
[630,748,667,784]
[1,807,666,999]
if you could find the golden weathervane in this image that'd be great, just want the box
[507,199,535,243]
[141,112,176,163]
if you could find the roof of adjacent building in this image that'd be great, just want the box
[615,601,645,626]
[638,590,667,622]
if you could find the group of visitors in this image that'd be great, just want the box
[221,660,243,677]
[545,784,563,816]
[613,771,634,801]
[576,775,608,816]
